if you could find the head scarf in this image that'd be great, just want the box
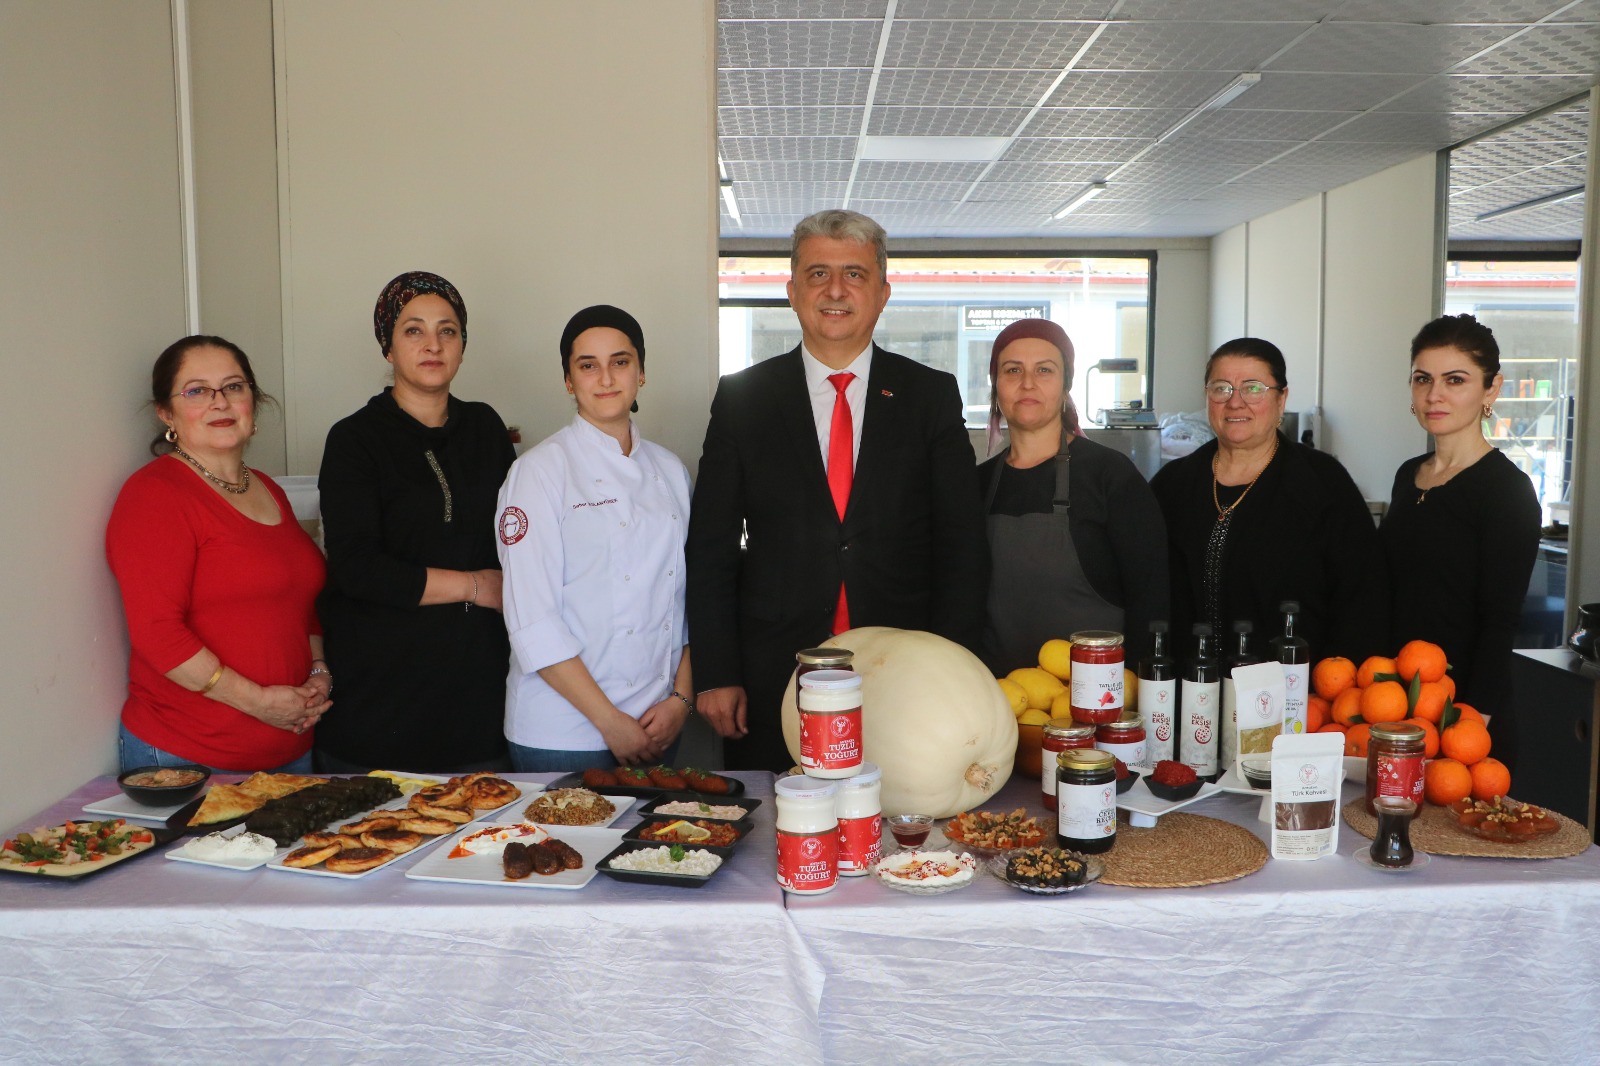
[373,271,468,355]
[560,305,647,413]
[985,317,1080,456]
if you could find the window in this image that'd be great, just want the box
[718,255,1154,427]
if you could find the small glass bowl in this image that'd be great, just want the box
[885,813,935,849]
[1240,755,1273,791]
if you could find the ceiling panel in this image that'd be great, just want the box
[854,160,993,182]
[882,21,1098,68]
[1004,137,1154,163]
[982,160,1127,182]
[1329,1,1575,21]
[895,0,1109,17]
[1229,71,1430,111]
[720,2,887,16]
[1177,109,1356,141]
[1046,70,1239,109]
[874,69,1063,107]
[1077,21,1314,72]
[1320,110,1525,143]
[1456,24,1600,76]
[718,106,862,136]
[1141,137,1306,167]
[718,135,860,160]
[866,105,1033,136]
[1375,74,1596,114]
[724,159,855,181]
[1024,108,1191,139]
[718,20,883,67]
[1268,22,1518,74]
[1115,0,1334,18]
[719,69,873,107]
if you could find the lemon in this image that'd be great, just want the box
[997,678,1028,717]
[658,819,711,842]
[1007,667,1065,710]
[1123,668,1139,705]
[1050,691,1074,721]
[1038,638,1074,681]
[1018,708,1052,727]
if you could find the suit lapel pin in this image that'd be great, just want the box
[880,389,894,397]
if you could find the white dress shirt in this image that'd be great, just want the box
[801,343,872,472]
[496,414,692,750]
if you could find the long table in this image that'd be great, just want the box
[5,771,1600,1064]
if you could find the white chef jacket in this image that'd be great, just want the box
[496,415,692,750]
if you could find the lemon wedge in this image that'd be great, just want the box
[368,770,436,792]
[658,819,711,842]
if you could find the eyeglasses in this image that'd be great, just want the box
[1205,380,1282,404]
[172,382,253,405]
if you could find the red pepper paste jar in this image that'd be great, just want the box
[1069,631,1125,725]
[1040,719,1096,810]
[1365,721,1425,815]
[1095,712,1147,770]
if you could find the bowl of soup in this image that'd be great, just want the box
[118,765,211,806]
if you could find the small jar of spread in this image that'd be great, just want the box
[1095,712,1147,770]
[1056,748,1117,854]
[796,669,863,779]
[1366,721,1425,815]
[775,776,839,895]
[796,646,854,682]
[834,762,882,876]
[1040,719,1096,810]
[1069,631,1125,725]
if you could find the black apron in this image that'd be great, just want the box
[983,436,1124,676]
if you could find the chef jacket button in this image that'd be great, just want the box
[662,622,669,630]
[667,569,674,576]
[671,514,678,520]
[620,521,627,527]
[624,574,631,581]
[627,628,634,635]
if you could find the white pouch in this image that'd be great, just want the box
[1270,732,1344,861]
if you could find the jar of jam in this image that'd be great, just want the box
[1365,721,1425,815]
[796,647,853,681]
[1040,719,1096,810]
[1095,712,1147,769]
[1056,748,1117,854]
[796,669,863,779]
[1069,630,1125,725]
[775,775,839,895]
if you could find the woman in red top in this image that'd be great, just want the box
[107,336,330,772]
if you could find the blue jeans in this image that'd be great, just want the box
[507,740,680,774]
[118,721,314,776]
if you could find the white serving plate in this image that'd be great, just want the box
[82,791,191,822]
[406,824,624,890]
[166,825,286,871]
[491,791,635,830]
[1115,779,1225,818]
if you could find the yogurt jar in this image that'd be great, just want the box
[834,762,882,876]
[775,776,839,895]
[796,669,863,778]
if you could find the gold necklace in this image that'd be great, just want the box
[1212,436,1278,521]
[172,444,251,495]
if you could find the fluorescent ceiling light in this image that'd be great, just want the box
[859,136,1011,162]
[1475,185,1584,222]
[717,155,741,225]
[1052,181,1106,220]
[1153,72,1262,145]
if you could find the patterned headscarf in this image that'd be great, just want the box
[985,317,1080,457]
[373,271,467,354]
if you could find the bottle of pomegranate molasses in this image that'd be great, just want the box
[1271,601,1310,735]
[1180,624,1220,780]
[1137,621,1177,770]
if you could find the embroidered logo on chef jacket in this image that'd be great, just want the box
[498,506,529,546]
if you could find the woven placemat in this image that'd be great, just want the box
[1342,799,1591,860]
[1099,811,1268,888]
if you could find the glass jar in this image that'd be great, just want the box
[1365,722,1426,815]
[796,646,854,681]
[1056,748,1117,854]
[1095,712,1147,770]
[775,776,839,895]
[1040,719,1096,810]
[1069,631,1125,725]
[796,669,863,778]
[834,762,882,876]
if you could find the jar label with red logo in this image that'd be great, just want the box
[1139,680,1176,767]
[1097,738,1146,769]
[798,707,862,773]
[776,826,838,892]
[1071,662,1123,722]
[1181,681,1220,778]
[1374,752,1425,804]
[836,815,881,874]
[1057,781,1116,840]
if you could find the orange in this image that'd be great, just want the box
[1411,681,1446,725]
[1357,655,1397,689]
[1453,702,1484,724]
[1306,695,1331,734]
[1415,719,1440,759]
[1344,723,1372,758]
[1440,719,1492,766]
[1395,640,1448,684]
[1330,687,1364,727]
[1312,657,1356,701]
[1439,674,1456,702]
[1359,680,1408,724]
[1469,757,1511,803]
[1424,758,1473,806]
[1316,723,1348,735]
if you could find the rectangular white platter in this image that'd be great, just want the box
[489,792,636,831]
[406,823,625,891]
[82,791,191,822]
[166,823,287,871]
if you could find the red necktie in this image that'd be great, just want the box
[827,373,855,633]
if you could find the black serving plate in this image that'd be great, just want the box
[1116,770,1140,795]
[596,839,727,888]
[0,822,182,881]
[117,765,211,807]
[622,816,752,858]
[1145,776,1203,802]
[636,794,763,823]
[547,771,746,800]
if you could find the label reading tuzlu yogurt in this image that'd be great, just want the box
[776,826,838,892]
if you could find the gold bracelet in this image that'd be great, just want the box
[201,664,225,694]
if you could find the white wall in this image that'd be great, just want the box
[274,0,718,475]
[1208,155,1436,500]
[0,3,188,829]
[1150,246,1211,415]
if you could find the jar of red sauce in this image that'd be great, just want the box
[1040,719,1096,810]
[1095,712,1147,769]
[796,647,853,681]
[1070,631,1125,725]
[1365,721,1425,815]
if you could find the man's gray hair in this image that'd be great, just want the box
[790,209,888,277]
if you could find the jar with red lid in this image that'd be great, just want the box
[796,647,853,681]
[1365,721,1425,815]
[1040,719,1096,810]
[1095,712,1146,770]
[1069,631,1125,725]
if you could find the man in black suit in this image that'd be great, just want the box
[687,209,989,771]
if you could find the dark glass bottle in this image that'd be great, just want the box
[1180,624,1220,779]
[1221,621,1259,770]
[1137,622,1177,768]
[1271,600,1311,734]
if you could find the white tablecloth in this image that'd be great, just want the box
[784,775,1600,1065]
[0,773,823,1066]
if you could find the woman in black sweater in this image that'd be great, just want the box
[314,272,515,772]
